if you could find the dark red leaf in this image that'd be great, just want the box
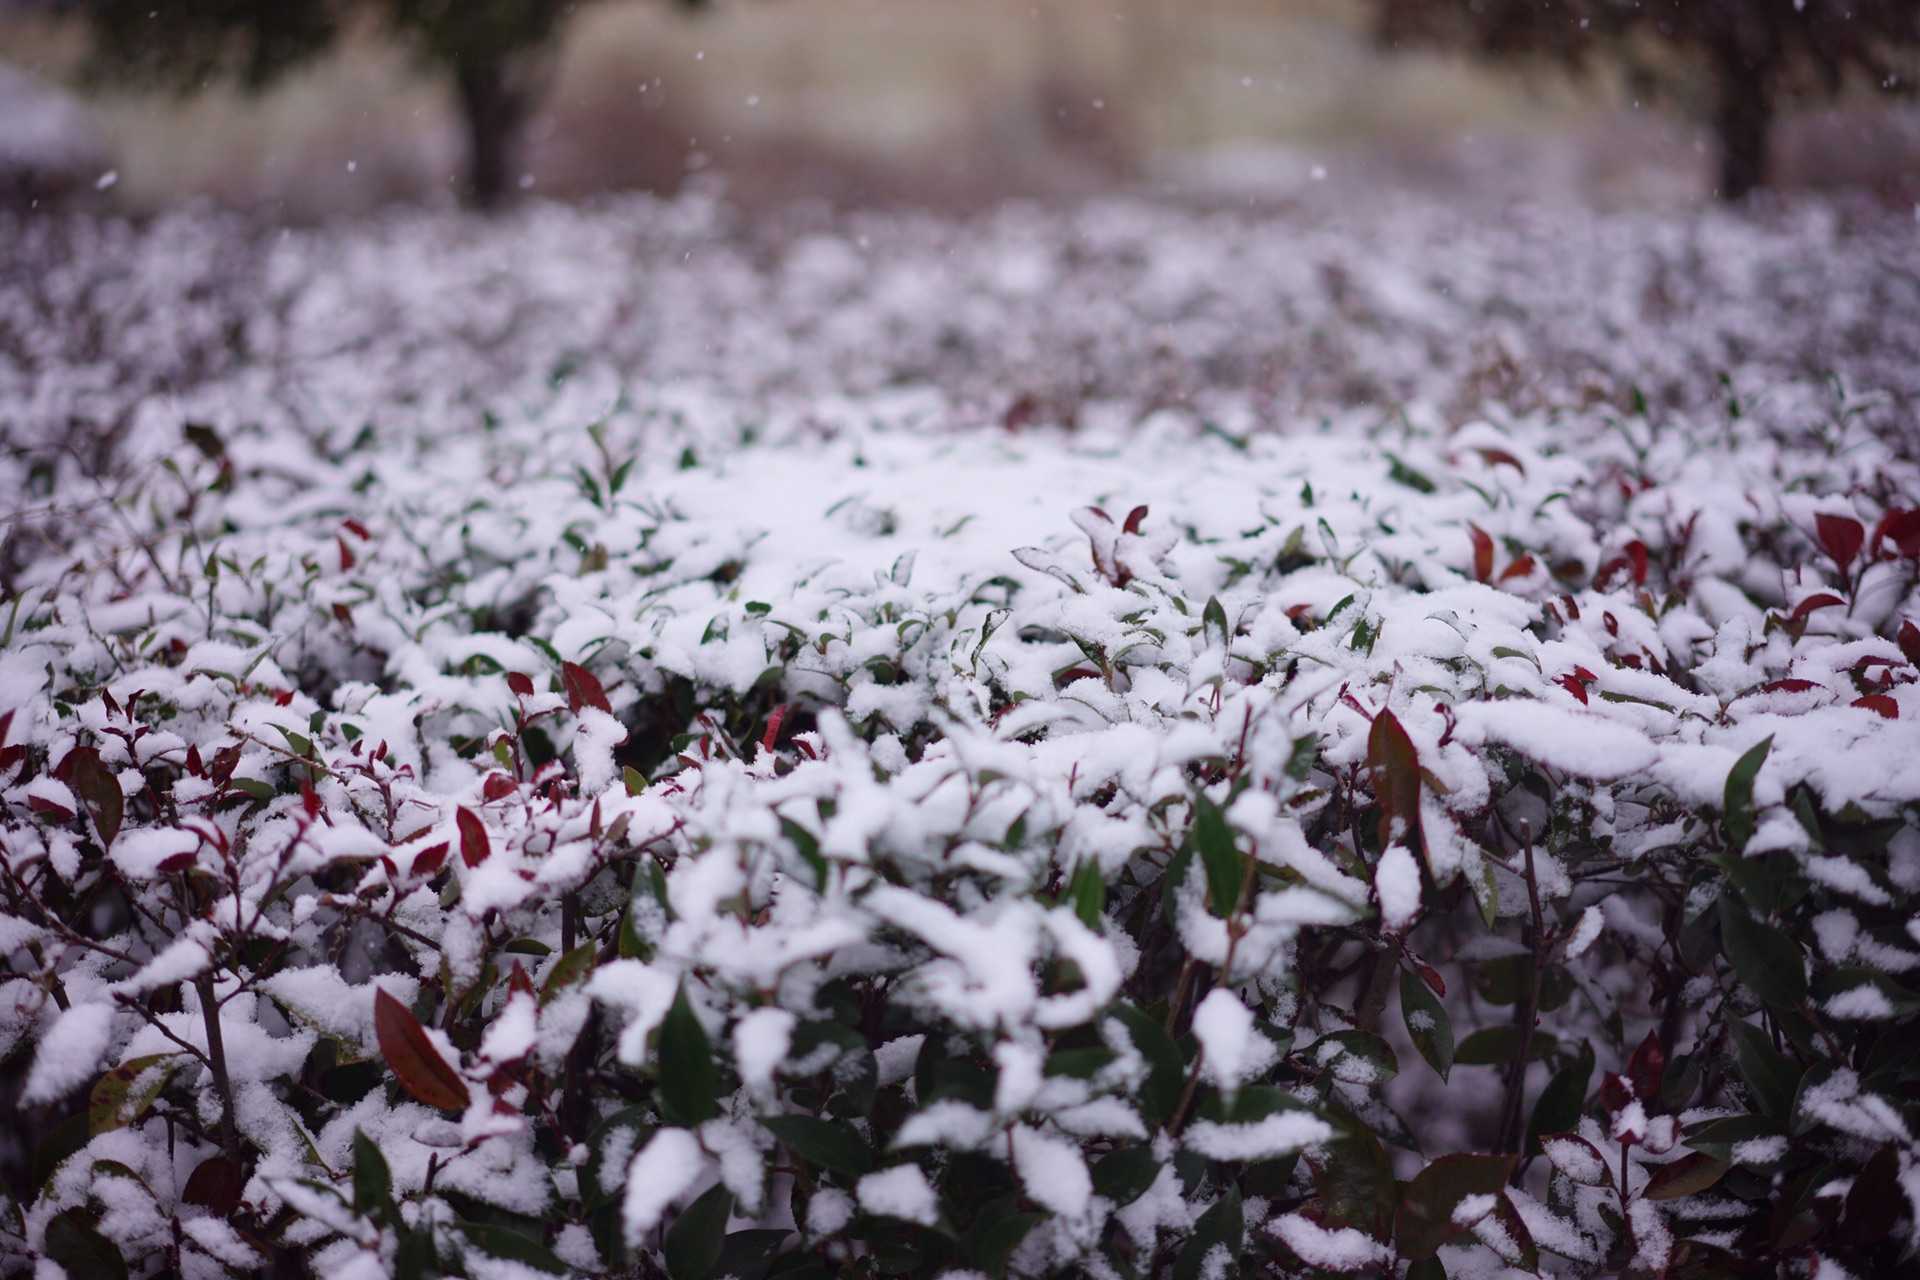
[331,602,353,626]
[181,1157,241,1216]
[1872,508,1920,559]
[456,807,490,867]
[761,703,790,754]
[1474,447,1525,474]
[506,671,536,699]
[273,689,294,707]
[1854,695,1899,720]
[373,988,468,1112]
[1122,505,1149,536]
[1626,540,1648,587]
[301,780,321,820]
[1367,709,1422,851]
[1790,593,1846,622]
[28,795,76,823]
[507,962,535,998]
[1599,1071,1633,1116]
[158,850,197,873]
[336,536,356,572]
[1816,513,1866,570]
[1498,553,1536,582]
[1626,1030,1666,1102]
[561,661,611,714]
[1556,674,1589,705]
[1759,679,1824,695]
[1467,525,1494,583]
[1416,963,1446,997]
[1900,620,1920,666]
[482,772,517,803]
[343,518,371,541]
[412,842,449,878]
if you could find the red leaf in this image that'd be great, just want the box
[482,772,517,803]
[412,841,449,878]
[1473,447,1525,474]
[1900,620,1920,666]
[28,795,76,823]
[1626,540,1648,587]
[1759,679,1824,695]
[273,689,294,707]
[1854,695,1899,720]
[456,807,490,867]
[507,961,535,998]
[1122,505,1149,536]
[342,518,371,541]
[1626,1030,1666,1102]
[1791,593,1846,622]
[761,703,790,754]
[1467,525,1494,584]
[158,850,197,873]
[1872,508,1920,559]
[1599,1071,1633,1117]
[180,1157,241,1216]
[1367,709,1422,851]
[506,671,536,699]
[1816,513,1866,570]
[331,602,353,626]
[561,661,611,714]
[336,535,356,572]
[1416,963,1446,997]
[301,780,321,820]
[373,988,468,1111]
[1556,674,1590,705]
[1498,553,1536,582]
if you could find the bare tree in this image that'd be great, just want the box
[61,0,708,208]
[1373,0,1920,199]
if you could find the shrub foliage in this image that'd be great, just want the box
[3,198,1920,1280]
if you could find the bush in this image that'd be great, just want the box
[3,197,1919,1280]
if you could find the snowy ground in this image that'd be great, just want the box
[3,190,1920,1278]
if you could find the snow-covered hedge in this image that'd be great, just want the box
[3,193,1920,1280]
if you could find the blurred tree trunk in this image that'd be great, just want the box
[1711,40,1773,201]
[455,58,525,210]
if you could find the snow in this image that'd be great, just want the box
[21,1000,116,1105]
[6,186,1920,1278]
[1267,1214,1390,1270]
[622,1129,707,1244]
[856,1164,941,1226]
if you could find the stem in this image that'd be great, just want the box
[195,971,244,1166]
[1496,826,1547,1157]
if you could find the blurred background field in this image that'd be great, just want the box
[3,0,1917,219]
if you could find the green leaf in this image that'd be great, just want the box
[1728,1020,1800,1124]
[1525,1043,1593,1157]
[708,1229,791,1280]
[658,984,722,1127]
[1722,735,1772,852]
[1642,1151,1729,1202]
[1394,1153,1516,1260]
[1044,1045,1116,1079]
[762,1115,870,1180]
[974,1211,1043,1279]
[1399,968,1453,1081]
[1718,896,1806,1009]
[1091,1146,1161,1207]
[582,1107,653,1212]
[352,1130,393,1220]
[1174,1184,1242,1280]
[1307,1030,1399,1085]
[1110,1004,1185,1127]
[1468,849,1499,929]
[88,1054,176,1135]
[1067,858,1105,928]
[664,1184,734,1280]
[44,1209,127,1280]
[1683,1112,1780,1163]
[230,777,278,802]
[1192,794,1245,918]
[1202,595,1231,650]
[540,940,598,1004]
[456,1222,568,1275]
[1312,1118,1396,1240]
